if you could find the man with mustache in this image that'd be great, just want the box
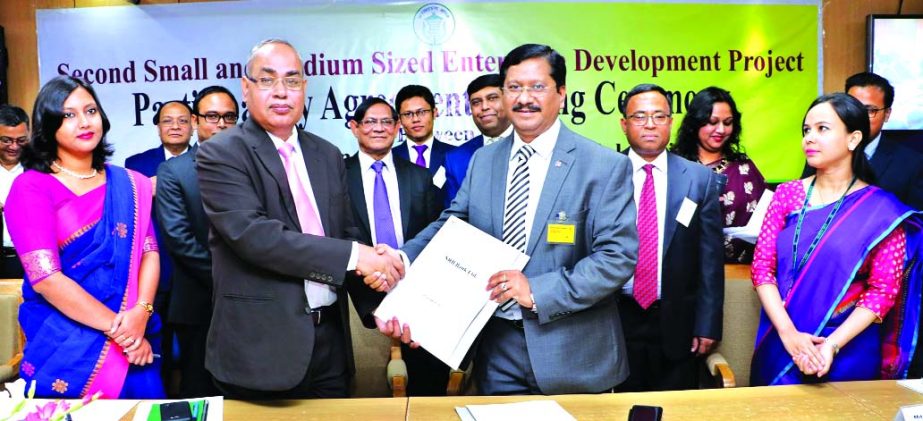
[381,44,639,395]
[0,104,28,278]
[443,74,512,206]
[196,39,404,399]
[617,83,724,391]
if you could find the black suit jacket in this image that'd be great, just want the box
[196,119,374,391]
[391,137,456,176]
[344,154,443,326]
[155,145,212,325]
[869,134,923,210]
[657,153,726,360]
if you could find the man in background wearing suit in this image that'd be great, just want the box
[0,104,29,279]
[616,84,725,392]
[391,85,456,183]
[344,97,446,395]
[383,44,638,395]
[196,39,402,399]
[443,74,512,206]
[155,85,238,398]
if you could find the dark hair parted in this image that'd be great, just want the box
[845,72,894,108]
[22,76,113,173]
[466,74,503,97]
[803,93,876,184]
[499,44,566,90]
[193,85,239,115]
[152,100,194,125]
[0,104,29,129]
[619,83,672,117]
[671,87,746,162]
[395,85,435,111]
[353,97,397,122]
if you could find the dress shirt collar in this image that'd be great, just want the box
[865,132,882,160]
[408,135,434,149]
[163,144,192,160]
[627,148,668,175]
[511,119,560,161]
[485,125,514,146]
[0,162,23,174]
[266,127,300,154]
[358,150,396,173]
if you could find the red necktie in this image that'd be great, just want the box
[634,164,658,309]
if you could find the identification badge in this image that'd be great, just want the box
[547,211,576,244]
[433,166,447,188]
[676,197,698,227]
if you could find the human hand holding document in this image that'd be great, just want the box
[374,216,530,369]
[723,189,774,244]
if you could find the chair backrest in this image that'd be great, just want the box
[715,265,761,386]
[0,279,23,382]
[347,299,392,397]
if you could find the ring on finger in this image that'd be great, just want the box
[500,282,508,291]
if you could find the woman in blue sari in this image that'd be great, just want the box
[750,93,922,386]
[5,76,164,398]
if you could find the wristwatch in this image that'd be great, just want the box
[529,294,538,314]
[136,301,154,315]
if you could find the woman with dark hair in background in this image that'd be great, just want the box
[672,87,767,262]
[750,93,922,386]
[5,75,164,398]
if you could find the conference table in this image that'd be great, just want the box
[204,380,923,420]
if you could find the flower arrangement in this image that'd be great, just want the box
[1,380,102,421]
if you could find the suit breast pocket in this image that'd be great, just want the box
[543,208,588,266]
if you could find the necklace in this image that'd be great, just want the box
[52,162,98,180]
[790,176,857,274]
[698,157,729,174]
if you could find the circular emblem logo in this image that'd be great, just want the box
[413,3,455,46]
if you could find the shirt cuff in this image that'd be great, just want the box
[398,250,411,270]
[346,241,358,271]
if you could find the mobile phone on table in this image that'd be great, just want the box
[148,401,193,421]
[628,405,663,421]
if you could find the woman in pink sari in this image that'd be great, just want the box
[5,76,164,398]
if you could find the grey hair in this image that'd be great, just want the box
[245,38,304,76]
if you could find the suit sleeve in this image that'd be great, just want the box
[907,156,923,211]
[694,171,726,340]
[155,161,212,289]
[196,136,352,286]
[530,155,640,325]
[444,157,462,208]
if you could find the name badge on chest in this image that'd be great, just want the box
[547,211,576,245]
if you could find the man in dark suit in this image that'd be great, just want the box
[616,84,725,392]
[391,85,456,183]
[196,39,403,399]
[0,104,29,279]
[443,74,512,206]
[155,85,239,398]
[344,97,445,395]
[381,44,639,395]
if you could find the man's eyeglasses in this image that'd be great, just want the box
[198,112,239,124]
[359,118,397,129]
[399,109,433,120]
[503,83,550,97]
[0,137,28,146]
[159,118,191,127]
[627,113,672,126]
[865,106,889,118]
[246,76,305,91]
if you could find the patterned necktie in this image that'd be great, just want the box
[412,144,428,168]
[634,164,658,309]
[278,142,325,236]
[371,161,399,249]
[502,144,536,252]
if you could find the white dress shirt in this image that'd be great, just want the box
[162,143,192,161]
[267,129,339,308]
[497,119,561,320]
[484,125,514,146]
[358,151,405,246]
[865,133,882,160]
[622,149,668,299]
[406,135,434,168]
[0,163,24,247]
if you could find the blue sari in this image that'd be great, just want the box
[751,186,922,385]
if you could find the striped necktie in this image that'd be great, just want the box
[502,144,536,252]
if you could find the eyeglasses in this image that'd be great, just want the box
[246,76,305,91]
[399,109,433,120]
[359,118,397,129]
[470,94,501,109]
[865,106,889,118]
[159,117,191,127]
[198,112,239,124]
[627,113,672,126]
[503,83,550,97]
[0,137,28,146]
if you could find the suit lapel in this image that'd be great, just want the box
[663,153,690,254]
[870,134,895,178]
[245,120,300,227]
[526,127,576,255]
[345,155,371,239]
[490,138,514,238]
[300,132,331,231]
[394,160,412,237]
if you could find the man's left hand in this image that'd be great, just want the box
[487,270,533,309]
[691,336,718,356]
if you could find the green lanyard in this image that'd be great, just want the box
[791,176,858,274]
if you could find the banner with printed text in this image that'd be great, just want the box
[37,1,819,182]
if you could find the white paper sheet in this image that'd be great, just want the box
[462,400,576,421]
[375,216,529,369]
[724,189,774,244]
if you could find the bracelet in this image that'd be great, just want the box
[824,337,839,355]
[136,301,154,315]
[529,294,538,314]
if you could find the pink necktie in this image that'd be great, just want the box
[634,164,658,309]
[278,142,325,236]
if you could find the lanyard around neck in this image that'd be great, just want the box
[791,176,858,274]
